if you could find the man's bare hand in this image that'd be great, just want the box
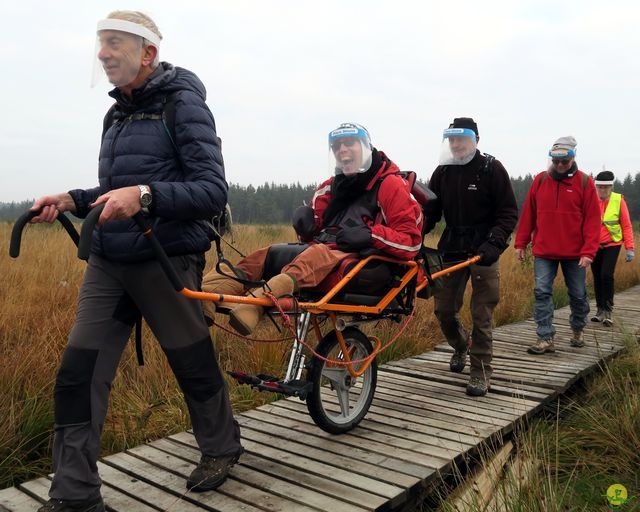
[578,256,592,268]
[30,193,76,223]
[516,248,526,261]
[91,186,141,224]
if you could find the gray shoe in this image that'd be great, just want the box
[187,448,244,492]
[591,308,605,322]
[37,498,104,512]
[570,329,585,347]
[602,311,613,327]
[466,376,489,396]
[527,338,555,354]
[449,349,468,373]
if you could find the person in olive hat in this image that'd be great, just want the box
[425,117,518,397]
[590,170,635,325]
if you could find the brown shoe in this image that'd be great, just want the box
[570,329,585,347]
[187,448,244,492]
[527,338,555,354]
[229,273,296,335]
[201,270,247,324]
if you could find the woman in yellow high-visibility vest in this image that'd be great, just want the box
[591,171,635,326]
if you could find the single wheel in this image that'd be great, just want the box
[306,327,377,434]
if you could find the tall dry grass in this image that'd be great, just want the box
[1,222,639,488]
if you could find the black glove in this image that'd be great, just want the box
[336,225,372,252]
[477,240,502,266]
[292,205,316,240]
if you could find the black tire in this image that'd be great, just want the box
[306,327,377,434]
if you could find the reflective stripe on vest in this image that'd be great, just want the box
[602,192,622,242]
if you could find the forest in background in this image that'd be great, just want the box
[2,172,640,224]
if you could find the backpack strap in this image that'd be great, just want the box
[482,153,495,174]
[101,103,119,142]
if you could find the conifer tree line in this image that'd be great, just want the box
[2,172,640,224]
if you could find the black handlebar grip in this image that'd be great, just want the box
[78,204,104,261]
[10,209,80,258]
[132,213,184,292]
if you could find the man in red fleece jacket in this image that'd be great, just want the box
[515,136,600,354]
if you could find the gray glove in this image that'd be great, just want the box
[626,250,635,262]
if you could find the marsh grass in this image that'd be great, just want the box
[1,222,639,490]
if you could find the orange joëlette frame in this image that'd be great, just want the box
[179,253,480,377]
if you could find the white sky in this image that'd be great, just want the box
[1,1,639,202]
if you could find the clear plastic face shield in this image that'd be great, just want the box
[328,124,373,176]
[439,128,478,166]
[548,147,576,173]
[91,19,161,88]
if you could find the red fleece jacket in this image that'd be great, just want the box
[515,169,601,260]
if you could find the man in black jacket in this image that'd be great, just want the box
[30,11,242,512]
[425,117,518,396]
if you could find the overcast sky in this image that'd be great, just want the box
[1,1,638,202]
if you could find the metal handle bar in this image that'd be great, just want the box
[10,208,80,258]
[78,204,185,292]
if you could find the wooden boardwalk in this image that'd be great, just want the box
[2,286,639,512]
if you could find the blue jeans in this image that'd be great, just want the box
[533,257,590,340]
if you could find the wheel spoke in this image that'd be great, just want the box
[336,386,351,417]
[321,368,347,389]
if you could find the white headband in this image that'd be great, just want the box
[97,19,161,48]
[594,180,614,186]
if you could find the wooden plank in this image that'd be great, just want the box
[142,441,370,512]
[358,386,519,424]
[275,393,496,439]
[384,360,554,399]
[301,393,466,460]
[104,451,269,512]
[388,357,561,393]
[433,344,587,372]
[261,402,452,470]
[0,486,42,512]
[379,366,551,403]
[235,411,422,487]
[375,369,540,410]
[16,478,50,504]
[162,435,392,510]
[422,350,580,378]
[97,461,198,511]
[448,441,514,511]
[241,408,434,480]
[373,377,532,419]
[18,475,158,512]
[210,426,409,498]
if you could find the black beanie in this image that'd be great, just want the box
[594,170,615,185]
[450,117,479,136]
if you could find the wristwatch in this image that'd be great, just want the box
[138,185,152,214]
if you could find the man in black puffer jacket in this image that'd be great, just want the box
[31,11,242,512]
[424,117,518,397]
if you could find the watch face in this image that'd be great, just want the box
[141,194,152,207]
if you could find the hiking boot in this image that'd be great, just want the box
[187,448,244,492]
[37,497,104,512]
[229,273,296,336]
[602,311,613,327]
[570,329,585,347]
[591,308,605,322]
[449,349,468,373]
[466,376,490,397]
[527,338,555,354]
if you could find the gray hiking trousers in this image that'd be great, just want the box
[49,253,241,501]
[433,260,500,380]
